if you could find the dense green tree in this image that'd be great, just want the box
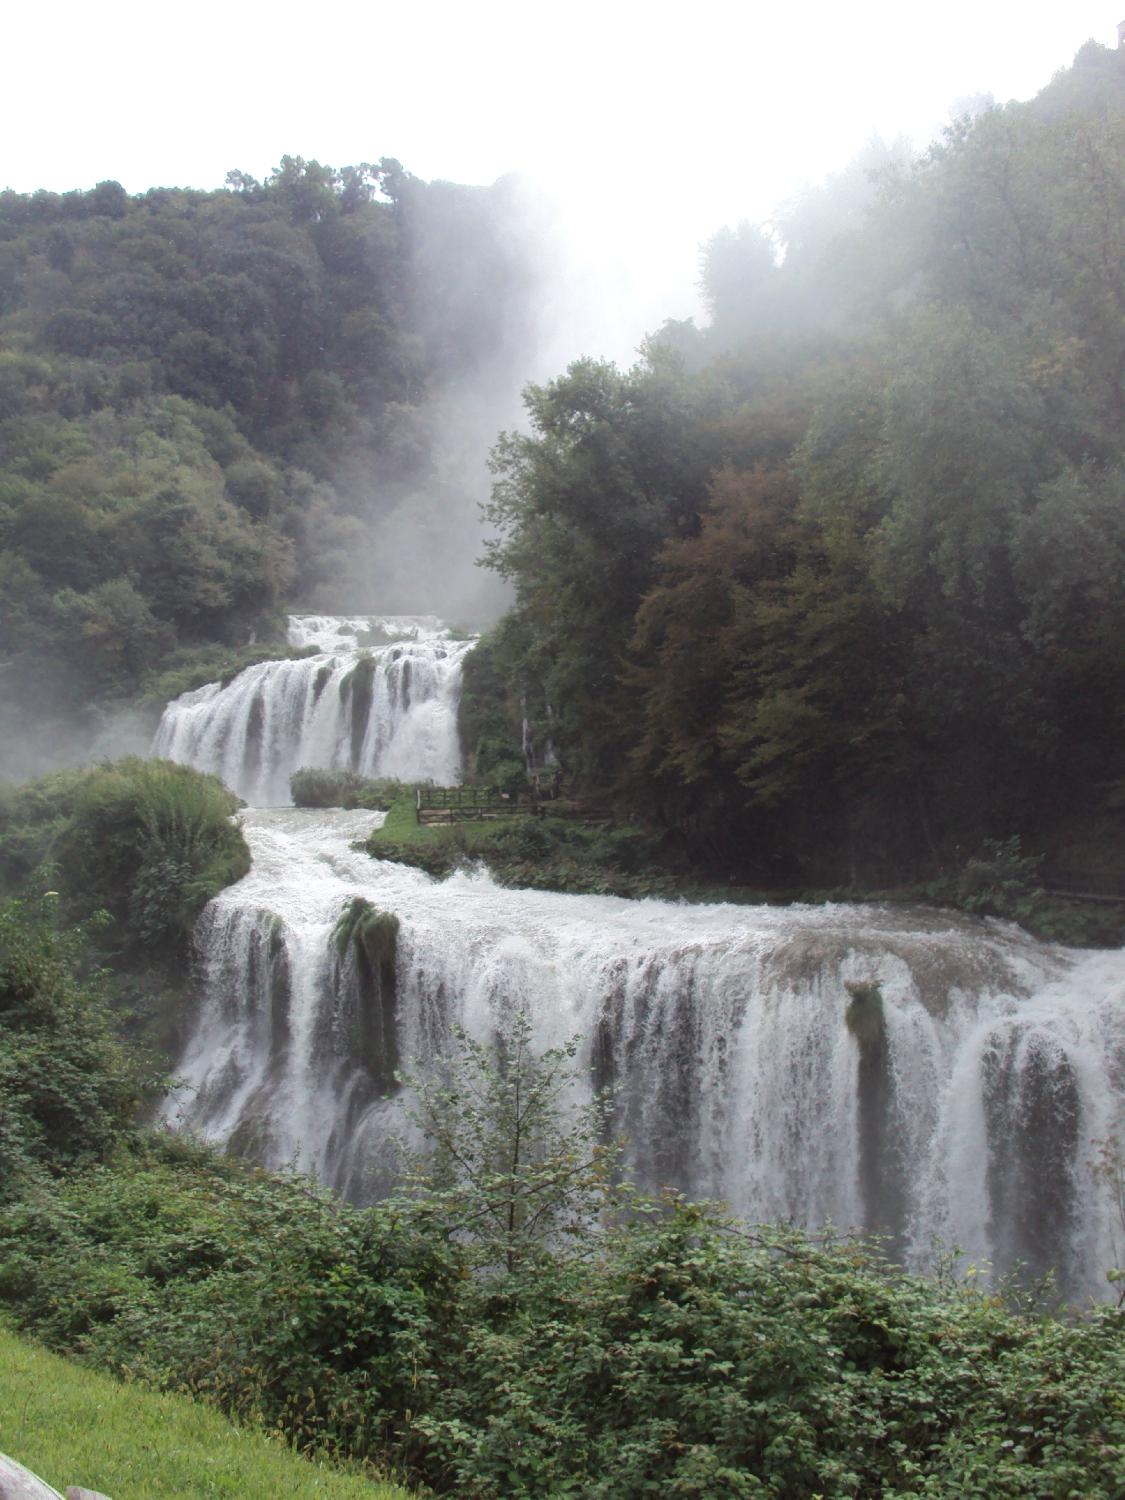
[482,42,1125,883]
[483,351,725,780]
[0,154,551,772]
[0,895,150,1198]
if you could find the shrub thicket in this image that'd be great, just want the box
[1,964,1123,1497]
[2,1152,1122,1499]
[0,896,152,1202]
[290,768,406,811]
[0,758,249,955]
[367,804,677,896]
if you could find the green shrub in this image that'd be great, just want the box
[50,759,249,952]
[477,752,527,797]
[290,768,406,810]
[1,997,1122,1496]
[366,806,678,897]
[3,1146,1123,1499]
[2,759,249,955]
[138,642,317,708]
[0,766,100,894]
[922,837,1124,945]
[951,836,1044,917]
[0,897,152,1198]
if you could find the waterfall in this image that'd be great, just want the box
[151,615,473,803]
[166,805,1125,1301]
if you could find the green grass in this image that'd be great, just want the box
[365,797,683,895]
[0,1326,411,1500]
[369,794,505,846]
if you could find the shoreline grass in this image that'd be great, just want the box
[0,1325,411,1500]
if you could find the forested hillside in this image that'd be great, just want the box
[0,157,546,777]
[476,42,1125,886]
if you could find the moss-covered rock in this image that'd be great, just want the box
[844,981,885,1051]
[339,655,376,766]
[333,898,399,1093]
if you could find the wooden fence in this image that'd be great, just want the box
[416,785,538,824]
[414,775,595,825]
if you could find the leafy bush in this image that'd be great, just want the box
[951,836,1044,917]
[922,836,1124,945]
[3,1150,1123,1497]
[0,896,152,1199]
[51,758,249,952]
[0,766,93,892]
[290,769,406,811]
[475,750,527,797]
[1,1002,1123,1497]
[1,759,249,955]
[398,1011,619,1275]
[367,809,677,897]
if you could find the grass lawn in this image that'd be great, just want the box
[365,796,787,901]
[0,1325,410,1500]
[366,794,510,848]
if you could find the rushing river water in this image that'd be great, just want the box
[152,615,472,802]
[153,616,1125,1300]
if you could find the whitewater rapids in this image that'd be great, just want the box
[164,806,1125,1302]
[152,615,473,803]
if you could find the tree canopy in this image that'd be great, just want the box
[0,157,548,776]
[480,43,1125,883]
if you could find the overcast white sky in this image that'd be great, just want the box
[3,1,1119,361]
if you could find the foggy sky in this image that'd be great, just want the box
[6,2,1118,363]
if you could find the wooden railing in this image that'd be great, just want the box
[1042,877,1125,906]
[416,785,532,823]
[415,775,577,824]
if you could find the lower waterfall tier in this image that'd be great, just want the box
[165,808,1125,1301]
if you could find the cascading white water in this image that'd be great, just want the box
[166,805,1125,1301]
[151,615,473,803]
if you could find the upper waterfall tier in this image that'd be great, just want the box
[152,615,475,803]
[286,614,449,652]
[166,807,1125,1302]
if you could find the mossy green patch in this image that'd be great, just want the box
[339,654,376,766]
[333,897,399,967]
[139,643,318,707]
[844,981,885,1051]
[333,899,399,1092]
